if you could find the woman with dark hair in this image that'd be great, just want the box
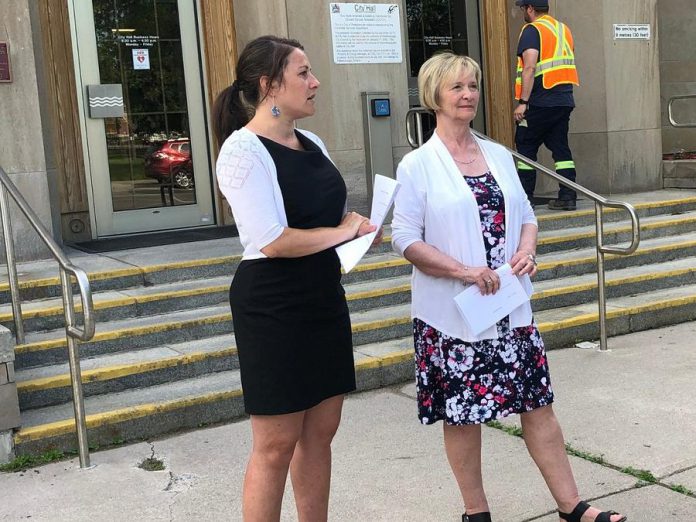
[213,35,377,521]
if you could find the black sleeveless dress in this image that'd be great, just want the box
[229,131,356,415]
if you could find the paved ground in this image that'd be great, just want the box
[1,322,696,521]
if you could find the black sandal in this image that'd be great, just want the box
[462,512,492,522]
[559,500,627,522]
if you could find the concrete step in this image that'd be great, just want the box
[14,337,416,456]
[0,276,232,333]
[535,194,696,231]
[532,255,696,310]
[11,231,696,369]
[663,160,696,189]
[536,210,696,255]
[15,335,238,410]
[0,236,394,304]
[7,189,696,457]
[0,270,414,335]
[14,304,233,369]
[17,255,696,411]
[533,231,696,282]
[13,280,696,456]
[8,210,696,336]
[3,192,696,303]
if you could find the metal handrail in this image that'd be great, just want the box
[668,95,696,128]
[0,166,94,468]
[405,108,641,352]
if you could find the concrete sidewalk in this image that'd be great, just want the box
[1,322,696,521]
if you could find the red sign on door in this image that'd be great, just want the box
[0,42,11,83]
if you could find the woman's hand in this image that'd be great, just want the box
[339,211,372,241]
[368,226,384,247]
[357,219,378,239]
[459,265,500,295]
[510,250,537,277]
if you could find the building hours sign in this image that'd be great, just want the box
[330,3,403,64]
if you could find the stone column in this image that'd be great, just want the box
[0,0,58,261]
[0,326,20,464]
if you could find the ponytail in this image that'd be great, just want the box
[212,35,304,149]
[212,81,250,147]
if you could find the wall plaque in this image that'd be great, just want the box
[0,42,12,83]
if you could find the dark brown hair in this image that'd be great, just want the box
[212,35,304,147]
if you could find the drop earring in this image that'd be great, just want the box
[271,96,281,117]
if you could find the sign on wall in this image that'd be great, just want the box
[0,42,12,83]
[613,24,651,40]
[329,3,402,64]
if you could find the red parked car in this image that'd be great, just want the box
[144,139,194,189]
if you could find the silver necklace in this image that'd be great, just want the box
[451,142,480,165]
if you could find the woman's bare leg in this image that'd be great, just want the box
[443,423,490,515]
[521,405,625,522]
[243,411,305,521]
[290,395,344,522]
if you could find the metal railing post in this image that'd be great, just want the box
[0,183,25,344]
[595,202,609,351]
[0,166,95,469]
[60,268,91,468]
[404,108,640,353]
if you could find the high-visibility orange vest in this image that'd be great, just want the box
[515,15,579,100]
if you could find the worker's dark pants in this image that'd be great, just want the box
[515,105,577,202]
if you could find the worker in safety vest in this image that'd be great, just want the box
[514,0,580,211]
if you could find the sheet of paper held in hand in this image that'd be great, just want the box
[335,174,400,273]
[453,263,530,336]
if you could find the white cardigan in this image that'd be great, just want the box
[216,127,333,260]
[391,131,538,341]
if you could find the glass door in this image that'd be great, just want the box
[71,0,214,236]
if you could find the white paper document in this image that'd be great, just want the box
[453,264,530,335]
[335,174,400,273]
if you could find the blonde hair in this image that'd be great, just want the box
[418,53,482,112]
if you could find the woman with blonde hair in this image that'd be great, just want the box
[391,52,626,522]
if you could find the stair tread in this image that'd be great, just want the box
[536,229,696,263]
[15,334,238,383]
[9,188,696,448]
[19,303,231,347]
[533,282,696,324]
[533,254,696,291]
[0,276,232,319]
[4,190,696,292]
[7,228,696,324]
[15,282,696,433]
[16,261,696,390]
[15,244,696,350]
[18,334,418,429]
[19,369,244,429]
[537,209,696,240]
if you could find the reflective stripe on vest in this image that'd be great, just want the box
[515,15,579,99]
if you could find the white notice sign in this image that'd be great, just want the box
[330,3,403,64]
[613,24,651,40]
[132,48,150,70]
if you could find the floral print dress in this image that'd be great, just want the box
[413,171,554,425]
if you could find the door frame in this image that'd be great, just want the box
[67,0,216,238]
